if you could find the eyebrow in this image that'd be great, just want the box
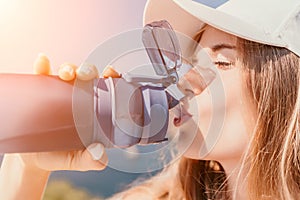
[211,43,236,52]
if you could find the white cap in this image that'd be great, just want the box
[143,0,300,57]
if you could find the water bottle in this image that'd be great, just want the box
[0,20,215,153]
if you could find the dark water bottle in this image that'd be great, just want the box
[0,73,179,153]
[0,20,216,153]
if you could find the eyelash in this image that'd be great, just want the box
[191,56,235,70]
[214,61,235,70]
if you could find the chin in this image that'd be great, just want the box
[177,126,208,160]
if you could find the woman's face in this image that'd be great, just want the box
[177,26,254,163]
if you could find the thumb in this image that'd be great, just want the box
[74,143,108,171]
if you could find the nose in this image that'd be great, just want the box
[178,67,216,96]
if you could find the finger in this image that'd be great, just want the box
[102,65,121,78]
[31,143,107,171]
[59,143,108,171]
[67,143,108,171]
[76,63,99,81]
[58,63,77,81]
[85,143,108,170]
[33,53,51,75]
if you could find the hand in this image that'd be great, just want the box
[26,53,121,171]
[4,53,122,172]
[10,53,110,172]
[28,53,121,171]
[0,54,116,200]
[0,142,107,200]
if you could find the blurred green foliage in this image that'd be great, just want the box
[43,180,103,200]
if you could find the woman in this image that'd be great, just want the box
[1,0,299,199]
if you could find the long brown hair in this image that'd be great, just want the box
[237,39,300,199]
[179,159,228,200]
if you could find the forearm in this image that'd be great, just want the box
[0,154,50,200]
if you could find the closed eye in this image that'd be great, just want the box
[214,61,235,70]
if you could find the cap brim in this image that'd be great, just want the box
[143,0,204,40]
[143,0,284,47]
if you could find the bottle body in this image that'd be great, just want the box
[0,74,172,153]
[0,74,85,153]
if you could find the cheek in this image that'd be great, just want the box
[196,90,213,136]
[204,69,251,160]
[240,73,257,136]
[181,68,251,160]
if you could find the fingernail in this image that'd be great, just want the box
[102,65,121,78]
[63,65,74,74]
[87,143,104,161]
[78,63,92,74]
[76,63,98,80]
[34,53,51,75]
[59,63,76,81]
[38,53,48,60]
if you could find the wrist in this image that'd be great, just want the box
[0,154,50,200]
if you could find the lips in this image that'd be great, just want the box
[173,99,193,127]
